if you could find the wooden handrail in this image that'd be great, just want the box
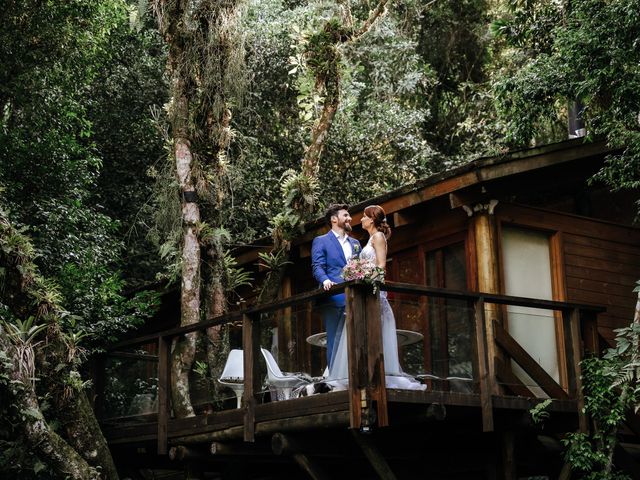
[108,284,350,350]
[383,282,606,313]
[105,281,605,353]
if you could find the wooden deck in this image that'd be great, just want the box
[96,282,608,478]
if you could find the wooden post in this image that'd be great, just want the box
[157,335,170,455]
[243,313,260,442]
[351,430,397,480]
[366,290,388,427]
[566,308,587,432]
[271,434,331,480]
[500,431,516,480]
[472,208,502,393]
[278,276,293,370]
[474,297,494,432]
[581,310,599,355]
[346,285,367,429]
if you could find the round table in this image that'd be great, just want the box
[306,329,423,347]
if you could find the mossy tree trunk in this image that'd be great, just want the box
[153,0,245,415]
[0,211,118,479]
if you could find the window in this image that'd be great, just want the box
[425,242,473,380]
[501,225,561,395]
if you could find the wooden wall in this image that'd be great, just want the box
[287,197,639,347]
[497,203,640,344]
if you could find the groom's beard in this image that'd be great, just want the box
[340,221,352,232]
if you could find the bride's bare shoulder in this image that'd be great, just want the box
[371,231,386,245]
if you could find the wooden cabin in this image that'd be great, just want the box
[97,139,640,479]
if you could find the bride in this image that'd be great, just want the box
[326,205,426,391]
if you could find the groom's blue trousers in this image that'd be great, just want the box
[321,304,345,368]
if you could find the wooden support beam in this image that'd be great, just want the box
[493,321,569,400]
[473,298,494,432]
[157,335,170,455]
[565,308,587,432]
[243,313,261,442]
[279,277,293,371]
[581,310,599,355]
[291,453,331,480]
[472,210,502,392]
[168,445,209,461]
[351,430,397,480]
[272,434,331,480]
[271,433,352,458]
[499,431,516,480]
[210,441,271,456]
[494,356,536,398]
[346,285,366,429]
[558,463,572,480]
[366,292,388,428]
[271,433,305,456]
[172,411,351,444]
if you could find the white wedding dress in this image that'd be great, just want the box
[325,239,426,391]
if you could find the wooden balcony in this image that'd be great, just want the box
[95,282,605,477]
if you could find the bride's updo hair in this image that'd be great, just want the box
[364,205,391,239]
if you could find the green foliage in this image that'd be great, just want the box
[2,317,47,347]
[562,317,640,479]
[305,18,349,85]
[257,251,293,272]
[0,2,163,475]
[529,398,552,424]
[493,0,640,208]
[222,251,253,298]
[229,0,509,246]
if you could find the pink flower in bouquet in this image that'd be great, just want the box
[341,258,385,293]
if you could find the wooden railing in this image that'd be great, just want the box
[97,281,605,453]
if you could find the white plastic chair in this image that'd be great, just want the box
[260,348,311,401]
[218,349,244,408]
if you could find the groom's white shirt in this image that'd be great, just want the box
[332,229,353,261]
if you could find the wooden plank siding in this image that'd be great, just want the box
[497,203,640,344]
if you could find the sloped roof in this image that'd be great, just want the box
[234,138,612,264]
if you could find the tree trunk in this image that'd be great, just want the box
[155,0,246,417]
[301,75,340,180]
[205,249,226,381]
[170,135,202,418]
[257,0,389,304]
[0,210,119,479]
[37,335,119,480]
[0,330,99,480]
[60,390,119,480]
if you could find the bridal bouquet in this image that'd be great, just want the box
[341,258,385,293]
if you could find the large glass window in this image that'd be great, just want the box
[501,225,559,396]
[425,242,472,380]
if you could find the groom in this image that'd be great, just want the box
[311,203,361,367]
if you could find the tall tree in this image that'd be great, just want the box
[152,0,246,417]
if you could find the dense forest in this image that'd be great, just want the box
[1,0,639,478]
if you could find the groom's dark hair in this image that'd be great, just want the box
[324,203,349,226]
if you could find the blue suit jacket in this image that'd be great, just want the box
[311,231,361,306]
